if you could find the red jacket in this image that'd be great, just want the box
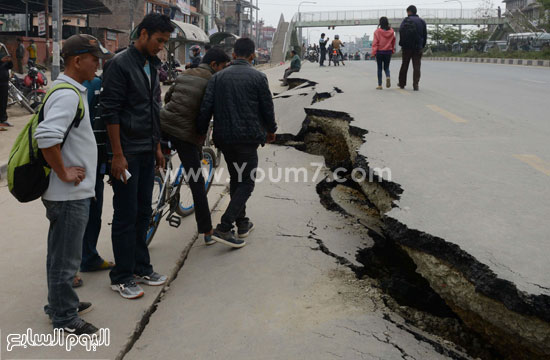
[372,28,396,56]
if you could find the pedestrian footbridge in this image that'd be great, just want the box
[280,8,507,59]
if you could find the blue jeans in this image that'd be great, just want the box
[81,171,105,271]
[217,144,258,232]
[43,198,91,328]
[109,153,155,285]
[376,53,392,86]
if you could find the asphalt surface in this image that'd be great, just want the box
[286,59,550,297]
[1,59,547,359]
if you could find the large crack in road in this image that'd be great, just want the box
[273,80,550,360]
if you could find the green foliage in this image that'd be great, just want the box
[428,26,464,46]
[537,0,550,10]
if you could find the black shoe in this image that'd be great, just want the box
[398,84,405,89]
[212,228,246,248]
[78,302,93,316]
[58,318,98,335]
[47,302,93,323]
[237,222,255,239]
[413,86,419,91]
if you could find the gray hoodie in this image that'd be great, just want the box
[34,74,97,201]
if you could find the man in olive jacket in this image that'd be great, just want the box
[160,48,230,244]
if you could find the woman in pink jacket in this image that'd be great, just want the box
[372,17,396,90]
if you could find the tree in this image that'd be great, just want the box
[467,28,491,51]
[441,26,463,46]
[538,0,550,10]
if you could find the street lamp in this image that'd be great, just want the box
[298,1,316,48]
[445,0,463,19]
[445,0,463,43]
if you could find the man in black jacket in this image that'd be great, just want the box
[101,13,174,299]
[0,52,13,128]
[398,5,427,91]
[197,38,277,248]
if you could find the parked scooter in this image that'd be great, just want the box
[8,76,34,114]
[17,60,48,109]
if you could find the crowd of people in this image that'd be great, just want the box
[32,13,277,335]
[283,5,428,91]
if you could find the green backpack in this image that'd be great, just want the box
[7,83,85,203]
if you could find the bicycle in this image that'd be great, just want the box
[146,140,217,246]
[205,119,222,168]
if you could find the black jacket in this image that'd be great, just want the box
[399,15,428,50]
[196,59,277,146]
[101,45,161,155]
[0,59,13,83]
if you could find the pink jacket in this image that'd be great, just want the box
[372,28,396,56]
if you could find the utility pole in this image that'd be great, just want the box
[256,0,259,45]
[52,0,61,80]
[129,0,135,40]
[24,0,29,37]
[45,0,50,40]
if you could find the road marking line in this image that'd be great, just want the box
[523,79,546,84]
[514,154,550,177]
[396,89,410,96]
[426,105,468,123]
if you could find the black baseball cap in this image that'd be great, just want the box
[61,34,113,60]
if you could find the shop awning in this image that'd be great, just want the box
[0,0,112,15]
[209,32,239,45]
[131,20,210,44]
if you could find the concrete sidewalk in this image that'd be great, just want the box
[0,167,228,359]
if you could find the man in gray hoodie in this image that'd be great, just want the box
[34,34,112,335]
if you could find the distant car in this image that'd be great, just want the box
[484,41,507,53]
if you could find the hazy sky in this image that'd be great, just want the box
[258,0,501,41]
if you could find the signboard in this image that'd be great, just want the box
[177,0,191,16]
[38,11,46,36]
[107,31,117,41]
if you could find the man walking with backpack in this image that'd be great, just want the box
[101,14,174,299]
[398,5,427,91]
[34,34,112,335]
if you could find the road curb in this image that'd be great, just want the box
[425,56,550,68]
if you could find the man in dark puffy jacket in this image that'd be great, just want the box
[197,38,277,248]
[398,5,427,91]
[161,48,230,245]
[101,14,174,300]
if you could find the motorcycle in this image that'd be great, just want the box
[306,49,319,63]
[160,58,183,85]
[17,60,48,109]
[331,49,341,66]
[8,76,34,114]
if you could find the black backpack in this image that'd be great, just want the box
[400,17,419,49]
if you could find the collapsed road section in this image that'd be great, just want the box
[272,79,550,360]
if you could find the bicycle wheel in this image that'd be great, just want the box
[175,147,216,217]
[146,175,164,246]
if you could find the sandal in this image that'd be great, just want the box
[72,275,83,288]
[80,259,115,272]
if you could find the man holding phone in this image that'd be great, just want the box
[101,13,174,299]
